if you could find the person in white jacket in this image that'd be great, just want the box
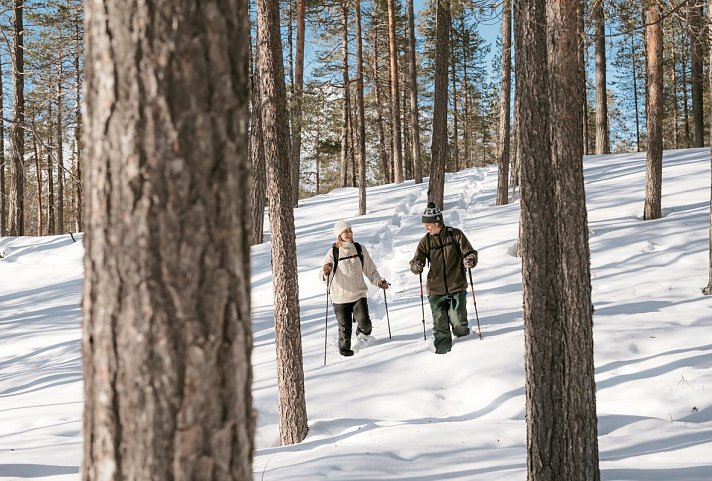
[320,220,389,357]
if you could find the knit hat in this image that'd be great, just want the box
[334,219,352,238]
[421,201,443,224]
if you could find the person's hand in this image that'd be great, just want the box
[377,279,390,289]
[323,263,333,275]
[463,252,478,269]
[410,260,424,274]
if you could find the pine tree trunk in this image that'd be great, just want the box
[340,0,350,188]
[450,28,459,173]
[373,25,389,184]
[32,117,42,236]
[9,0,24,236]
[496,0,511,206]
[632,37,641,152]
[517,0,600,477]
[594,0,609,155]
[704,2,712,296]
[74,22,83,234]
[82,1,255,480]
[644,0,663,221]
[56,59,65,235]
[689,1,704,147]
[547,0,600,478]
[250,28,266,246]
[291,0,305,207]
[256,0,309,445]
[671,30,679,149]
[387,0,403,183]
[429,0,449,207]
[406,0,422,183]
[355,0,367,215]
[48,102,55,236]
[0,58,5,237]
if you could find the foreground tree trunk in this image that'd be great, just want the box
[496,0,512,206]
[429,0,450,207]
[255,0,309,445]
[516,0,601,478]
[82,2,254,480]
[644,0,663,221]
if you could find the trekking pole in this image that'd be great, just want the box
[468,268,483,340]
[382,284,392,339]
[419,272,426,340]
[324,276,331,366]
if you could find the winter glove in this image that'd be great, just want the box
[323,263,333,276]
[463,252,478,269]
[377,279,390,289]
[410,260,424,274]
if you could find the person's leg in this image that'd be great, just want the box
[353,297,373,336]
[450,291,470,337]
[428,294,453,354]
[333,302,355,353]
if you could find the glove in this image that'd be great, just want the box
[410,260,424,274]
[463,252,478,269]
[377,279,390,289]
[323,263,333,275]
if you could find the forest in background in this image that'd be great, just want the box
[0,0,708,236]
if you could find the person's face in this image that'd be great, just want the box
[424,223,442,235]
[339,228,353,243]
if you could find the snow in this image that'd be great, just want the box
[2,148,712,480]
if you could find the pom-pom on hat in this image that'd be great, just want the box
[334,219,352,238]
[421,201,443,224]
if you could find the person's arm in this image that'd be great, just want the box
[456,230,478,268]
[319,248,335,282]
[409,236,428,274]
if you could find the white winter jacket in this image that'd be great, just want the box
[319,242,383,304]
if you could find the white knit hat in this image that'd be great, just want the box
[334,220,352,238]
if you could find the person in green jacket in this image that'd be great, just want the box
[409,202,478,354]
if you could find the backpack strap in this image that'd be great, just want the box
[332,242,364,275]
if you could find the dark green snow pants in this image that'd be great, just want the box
[427,290,469,354]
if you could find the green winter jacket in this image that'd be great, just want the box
[410,226,477,296]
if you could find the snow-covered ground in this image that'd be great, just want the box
[1,148,711,480]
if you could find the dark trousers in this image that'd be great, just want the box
[333,297,372,351]
[428,290,469,353]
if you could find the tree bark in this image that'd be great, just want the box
[82,1,255,480]
[74,20,83,233]
[355,0,367,215]
[386,0,403,183]
[340,0,350,188]
[516,0,601,478]
[32,116,42,235]
[9,0,25,236]
[56,57,65,234]
[496,0,512,206]
[291,0,305,206]
[644,0,663,221]
[450,23,459,173]
[429,0,450,208]
[704,1,712,296]
[0,57,5,237]
[689,0,704,147]
[250,27,266,246]
[255,0,309,445]
[47,102,55,235]
[372,23,389,184]
[594,0,609,155]
[406,0,422,183]
[547,0,600,478]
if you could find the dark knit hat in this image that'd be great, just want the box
[421,201,443,224]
